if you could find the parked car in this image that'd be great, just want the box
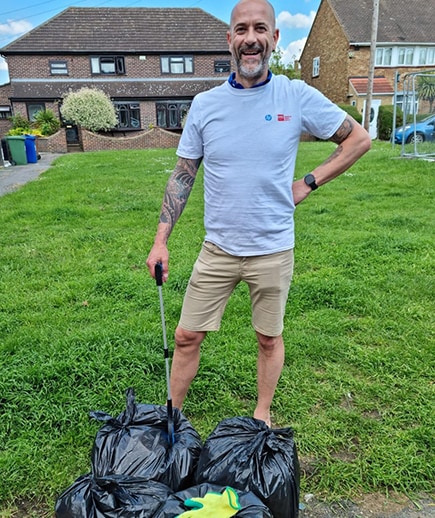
[394,114,435,144]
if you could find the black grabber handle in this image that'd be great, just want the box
[155,262,163,286]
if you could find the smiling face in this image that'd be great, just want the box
[227,0,279,88]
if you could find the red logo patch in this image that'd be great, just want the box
[277,114,292,122]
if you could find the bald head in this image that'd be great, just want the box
[227,0,279,88]
[230,0,276,31]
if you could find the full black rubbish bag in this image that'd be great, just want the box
[195,417,300,518]
[55,473,172,518]
[90,388,202,491]
[152,482,274,517]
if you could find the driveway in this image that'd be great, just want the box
[0,152,62,196]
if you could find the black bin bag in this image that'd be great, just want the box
[153,482,274,517]
[90,388,202,491]
[55,473,172,518]
[195,417,300,518]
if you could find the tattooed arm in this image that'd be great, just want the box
[292,115,371,205]
[147,156,202,280]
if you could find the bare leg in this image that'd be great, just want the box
[170,326,206,409]
[253,332,285,427]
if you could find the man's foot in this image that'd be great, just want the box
[253,411,271,428]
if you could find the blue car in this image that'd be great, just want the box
[394,114,435,144]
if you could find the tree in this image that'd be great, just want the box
[269,49,300,80]
[61,87,118,132]
[417,74,435,113]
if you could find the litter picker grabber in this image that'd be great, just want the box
[155,262,175,445]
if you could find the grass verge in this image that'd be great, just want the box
[0,142,433,511]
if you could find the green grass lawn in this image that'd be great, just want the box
[0,142,433,512]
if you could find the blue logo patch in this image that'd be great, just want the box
[265,114,272,121]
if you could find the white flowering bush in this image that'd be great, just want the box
[61,87,118,132]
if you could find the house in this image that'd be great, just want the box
[0,7,231,153]
[299,0,435,130]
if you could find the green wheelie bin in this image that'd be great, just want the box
[6,136,27,165]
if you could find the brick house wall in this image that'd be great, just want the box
[1,52,231,153]
[300,0,351,104]
[7,53,231,81]
[0,83,12,137]
[347,63,434,115]
[0,5,233,154]
[11,101,62,121]
[301,0,434,114]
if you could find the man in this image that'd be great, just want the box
[147,0,371,427]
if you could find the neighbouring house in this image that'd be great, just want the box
[299,0,434,136]
[0,7,231,153]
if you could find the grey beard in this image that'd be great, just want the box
[236,55,268,81]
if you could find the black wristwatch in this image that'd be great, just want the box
[304,173,319,191]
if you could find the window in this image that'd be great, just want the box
[90,56,125,75]
[50,60,68,75]
[419,48,427,65]
[419,47,435,65]
[156,101,191,130]
[214,60,231,73]
[312,57,320,77]
[0,105,11,119]
[398,48,414,65]
[376,45,435,67]
[114,102,141,130]
[161,56,193,74]
[395,94,418,115]
[375,47,392,66]
[27,103,45,122]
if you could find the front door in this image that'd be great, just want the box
[363,99,381,140]
[65,124,82,151]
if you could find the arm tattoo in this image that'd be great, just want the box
[322,144,344,165]
[329,116,354,145]
[160,157,202,230]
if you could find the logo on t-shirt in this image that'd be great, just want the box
[277,114,292,122]
[265,114,273,121]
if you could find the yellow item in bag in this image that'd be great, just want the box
[176,486,241,517]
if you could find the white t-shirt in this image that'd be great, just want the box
[177,74,346,256]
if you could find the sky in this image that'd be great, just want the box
[0,0,321,85]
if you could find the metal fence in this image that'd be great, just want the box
[393,69,435,159]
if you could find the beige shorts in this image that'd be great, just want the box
[179,242,294,337]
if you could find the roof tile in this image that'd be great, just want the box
[350,76,394,94]
[328,0,434,43]
[1,7,230,54]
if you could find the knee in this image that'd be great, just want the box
[174,326,205,348]
[256,333,283,353]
